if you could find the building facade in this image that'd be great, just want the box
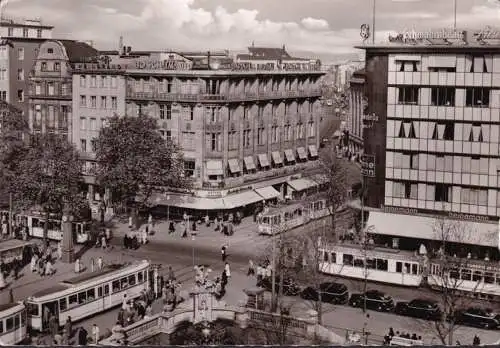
[71,48,324,212]
[358,30,500,253]
[0,17,53,116]
[28,40,98,140]
[347,68,366,153]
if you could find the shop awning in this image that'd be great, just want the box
[206,160,223,176]
[271,151,283,165]
[150,193,226,210]
[297,147,307,160]
[228,159,241,173]
[287,178,317,192]
[243,156,256,171]
[309,145,318,157]
[284,149,295,162]
[255,186,281,200]
[366,211,499,248]
[223,190,263,209]
[258,154,270,167]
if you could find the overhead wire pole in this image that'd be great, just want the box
[453,0,457,30]
[271,220,277,312]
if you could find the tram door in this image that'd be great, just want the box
[41,301,59,330]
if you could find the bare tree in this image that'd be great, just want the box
[423,218,487,345]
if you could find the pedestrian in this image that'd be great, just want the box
[92,323,100,344]
[101,234,107,249]
[169,221,175,234]
[473,335,480,346]
[128,215,133,229]
[221,245,227,262]
[64,316,72,338]
[182,223,188,238]
[192,220,196,231]
[74,258,82,273]
[97,256,103,270]
[8,288,14,303]
[168,266,176,281]
[122,294,129,311]
[56,242,62,259]
[247,259,255,276]
[205,214,210,227]
[124,235,129,249]
[224,262,231,278]
[148,214,153,227]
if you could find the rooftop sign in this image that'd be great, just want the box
[388,29,466,44]
[134,60,193,70]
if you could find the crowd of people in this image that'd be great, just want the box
[383,328,422,345]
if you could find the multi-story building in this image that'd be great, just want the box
[347,68,366,153]
[28,39,98,140]
[358,29,500,256]
[71,47,324,213]
[0,17,53,116]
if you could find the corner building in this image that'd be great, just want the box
[358,32,500,255]
[72,49,324,214]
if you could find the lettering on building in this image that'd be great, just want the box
[360,154,375,178]
[135,60,193,70]
[388,29,467,45]
[381,205,498,223]
[232,61,321,71]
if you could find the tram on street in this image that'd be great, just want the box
[257,198,331,235]
[26,260,152,331]
[0,302,27,345]
[1,210,91,244]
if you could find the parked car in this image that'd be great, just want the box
[300,282,349,304]
[348,290,395,312]
[258,276,301,296]
[451,307,500,330]
[394,298,442,321]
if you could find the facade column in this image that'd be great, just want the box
[88,184,95,202]
[61,203,75,263]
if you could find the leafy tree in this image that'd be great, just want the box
[5,133,86,239]
[95,115,189,222]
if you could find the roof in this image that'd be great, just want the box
[58,40,99,62]
[0,303,22,312]
[62,263,125,285]
[248,46,290,59]
[237,54,309,61]
[32,284,70,298]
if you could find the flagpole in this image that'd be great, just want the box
[372,0,376,44]
[453,0,457,30]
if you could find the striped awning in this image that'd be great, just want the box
[255,186,281,200]
[228,159,241,173]
[297,147,307,160]
[284,149,295,162]
[206,160,223,176]
[243,156,256,171]
[258,154,270,167]
[308,145,318,157]
[224,190,263,209]
[271,151,283,165]
[287,178,317,192]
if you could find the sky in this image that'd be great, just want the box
[3,0,500,60]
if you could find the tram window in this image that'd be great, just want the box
[354,258,364,267]
[450,268,459,279]
[404,263,411,274]
[342,254,353,266]
[461,269,472,281]
[98,287,103,298]
[87,288,95,301]
[104,284,110,295]
[484,272,495,284]
[138,272,144,283]
[323,251,329,262]
[411,264,418,275]
[78,291,87,304]
[14,315,19,329]
[21,311,26,325]
[0,321,3,333]
[472,271,483,282]
[376,259,388,271]
[26,303,39,316]
[366,258,375,269]
[59,298,67,311]
[129,275,136,286]
[396,262,402,273]
[112,280,120,293]
[120,278,128,289]
[330,253,336,263]
[69,295,77,307]
[6,317,13,331]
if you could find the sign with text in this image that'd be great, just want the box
[360,154,375,178]
[232,61,321,71]
[388,29,467,44]
[381,205,499,223]
[134,60,193,70]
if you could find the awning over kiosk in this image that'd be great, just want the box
[309,145,318,157]
[224,190,263,209]
[228,159,241,173]
[271,151,283,165]
[150,193,226,210]
[206,160,223,176]
[255,186,281,200]
[297,147,307,160]
[284,149,295,162]
[287,178,317,192]
[365,211,499,248]
[243,156,256,171]
[258,154,270,167]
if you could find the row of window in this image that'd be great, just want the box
[398,86,491,107]
[430,264,500,285]
[393,55,492,73]
[392,120,492,142]
[326,252,421,275]
[33,105,69,129]
[0,311,25,334]
[80,95,118,109]
[79,75,119,89]
[7,27,43,39]
[33,82,70,97]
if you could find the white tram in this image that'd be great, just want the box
[0,302,27,345]
[257,198,331,235]
[26,260,152,331]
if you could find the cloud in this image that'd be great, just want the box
[301,17,330,31]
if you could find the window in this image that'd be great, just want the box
[111,76,117,88]
[392,181,405,198]
[397,121,417,138]
[87,288,96,301]
[111,96,117,109]
[7,28,12,36]
[468,124,484,142]
[210,132,221,151]
[41,62,47,71]
[90,118,96,131]
[190,106,194,120]
[6,317,13,331]
[61,83,68,96]
[112,280,120,293]
[397,60,418,72]
[398,87,419,104]
[80,117,86,130]
[296,123,305,139]
[78,291,87,304]
[47,106,55,128]
[165,104,171,119]
[90,75,96,87]
[37,28,42,38]
[59,298,67,311]
[431,122,454,140]
[165,130,172,141]
[228,131,238,150]
[80,75,86,87]
[90,96,96,108]
[0,69,6,80]
[18,48,24,60]
[404,182,418,199]
[1,91,6,101]
[17,69,24,81]
[17,89,23,102]
[184,160,195,177]
[435,183,451,202]
[138,272,144,283]
[80,139,87,152]
[466,88,490,107]
[396,152,419,169]
[243,129,251,148]
[69,294,77,306]
[128,275,136,286]
[308,121,315,137]
[461,187,488,206]
[182,131,195,150]
[160,105,165,119]
[283,125,291,141]
[80,95,86,107]
[21,28,28,38]
[54,62,60,71]
[35,83,41,95]
[431,87,455,106]
[271,126,279,143]
[47,82,54,96]
[257,127,265,145]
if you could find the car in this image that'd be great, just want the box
[257,276,301,296]
[300,282,349,305]
[348,290,395,312]
[394,298,442,321]
[452,307,500,330]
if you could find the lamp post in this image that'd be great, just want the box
[271,220,277,312]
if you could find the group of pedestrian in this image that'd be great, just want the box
[94,228,111,249]
[29,242,56,277]
[383,328,422,345]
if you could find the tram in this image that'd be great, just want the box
[257,198,331,235]
[26,260,153,331]
[0,302,27,345]
[1,210,91,244]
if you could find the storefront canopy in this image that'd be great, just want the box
[255,186,281,200]
[258,154,270,168]
[284,149,295,162]
[228,159,241,174]
[206,160,223,176]
[297,147,307,160]
[224,190,263,209]
[366,211,499,248]
[309,145,318,157]
[287,178,317,192]
[271,151,283,165]
[243,156,256,171]
[150,193,226,210]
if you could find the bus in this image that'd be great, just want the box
[0,302,27,345]
[26,260,153,331]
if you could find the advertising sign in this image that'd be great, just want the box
[360,154,375,178]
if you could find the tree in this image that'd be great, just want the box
[95,115,189,219]
[4,133,86,239]
[423,218,484,345]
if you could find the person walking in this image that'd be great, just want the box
[92,323,100,344]
[97,256,103,270]
[221,245,227,262]
[247,259,255,276]
[128,215,133,230]
[224,262,231,278]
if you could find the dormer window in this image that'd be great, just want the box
[47,48,54,54]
